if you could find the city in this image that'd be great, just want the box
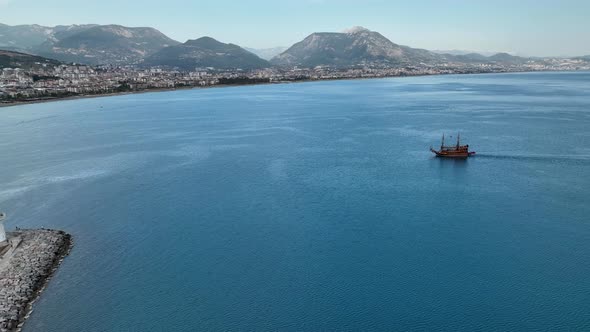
[2,57,589,104]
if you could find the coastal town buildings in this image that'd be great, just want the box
[1,59,589,104]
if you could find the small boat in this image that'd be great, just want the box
[430,133,475,158]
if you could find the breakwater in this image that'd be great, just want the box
[0,229,71,331]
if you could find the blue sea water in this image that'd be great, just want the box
[1,72,590,331]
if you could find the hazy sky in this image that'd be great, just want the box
[1,0,589,56]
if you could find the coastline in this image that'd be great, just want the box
[0,229,72,332]
[0,69,567,109]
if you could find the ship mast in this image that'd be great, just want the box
[457,132,460,148]
[441,133,445,149]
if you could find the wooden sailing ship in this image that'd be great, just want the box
[430,133,475,158]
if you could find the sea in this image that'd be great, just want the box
[1,72,589,331]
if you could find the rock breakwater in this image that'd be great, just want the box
[0,229,71,332]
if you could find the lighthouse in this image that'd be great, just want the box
[0,212,6,243]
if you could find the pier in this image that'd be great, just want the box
[0,214,71,331]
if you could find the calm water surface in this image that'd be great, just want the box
[1,72,589,331]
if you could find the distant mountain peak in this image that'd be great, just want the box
[488,52,523,61]
[189,36,217,43]
[185,36,224,46]
[342,26,370,34]
[272,27,440,67]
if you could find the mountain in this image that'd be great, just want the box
[433,50,531,64]
[245,47,288,60]
[271,27,542,68]
[432,49,504,57]
[487,52,527,64]
[444,52,491,63]
[0,24,54,51]
[43,24,101,43]
[271,26,445,68]
[36,25,180,65]
[0,49,61,69]
[0,23,179,65]
[143,37,270,70]
[0,24,98,52]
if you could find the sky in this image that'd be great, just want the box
[1,0,589,56]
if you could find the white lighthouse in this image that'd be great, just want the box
[0,213,6,243]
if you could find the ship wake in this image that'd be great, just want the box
[475,153,590,163]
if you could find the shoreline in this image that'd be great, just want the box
[0,229,72,332]
[0,69,572,108]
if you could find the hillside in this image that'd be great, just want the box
[271,26,445,67]
[36,25,180,65]
[0,49,61,69]
[0,24,97,52]
[143,37,270,70]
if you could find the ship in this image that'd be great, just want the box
[430,133,475,158]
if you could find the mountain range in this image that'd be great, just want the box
[270,27,533,68]
[0,23,584,70]
[37,25,179,65]
[0,23,179,65]
[0,24,100,53]
[432,49,512,57]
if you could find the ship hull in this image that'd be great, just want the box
[430,148,476,158]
